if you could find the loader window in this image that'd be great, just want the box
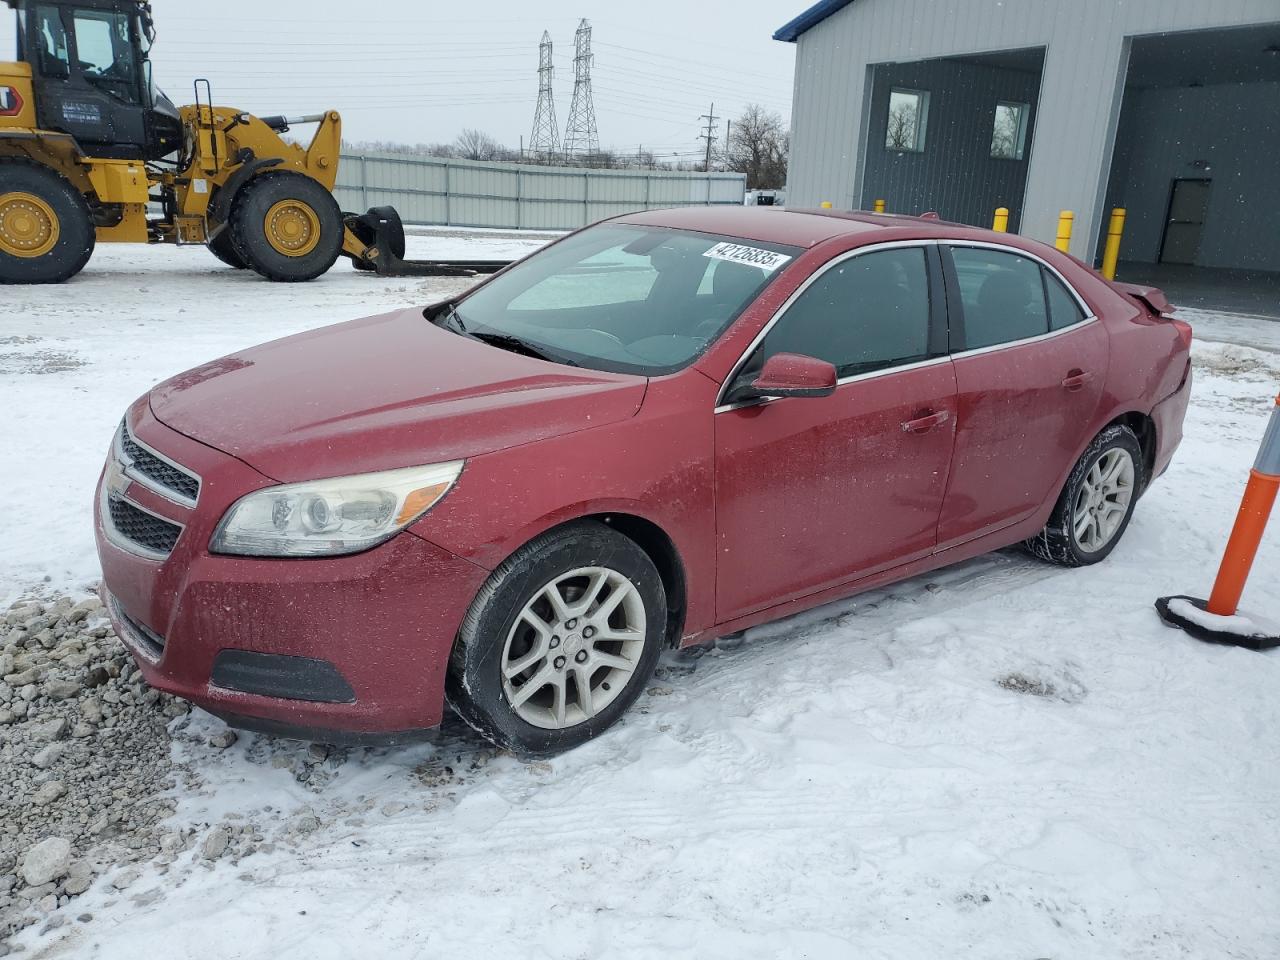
[34,6,72,80]
[72,10,139,100]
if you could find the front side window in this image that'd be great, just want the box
[950,247,1050,350]
[886,88,929,153]
[745,247,934,381]
[449,225,798,376]
[990,101,1030,160]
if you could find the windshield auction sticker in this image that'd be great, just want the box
[702,242,793,273]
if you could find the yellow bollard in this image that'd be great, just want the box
[992,207,1009,232]
[1101,207,1127,281]
[820,201,833,209]
[1055,210,1074,253]
[873,199,886,213]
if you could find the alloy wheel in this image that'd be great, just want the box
[500,566,647,729]
[1072,448,1135,552]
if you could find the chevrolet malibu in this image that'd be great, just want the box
[97,207,1193,755]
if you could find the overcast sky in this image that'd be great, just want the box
[3,2,798,161]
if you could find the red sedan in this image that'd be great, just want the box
[96,207,1193,755]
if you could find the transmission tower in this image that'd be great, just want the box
[699,103,720,172]
[563,19,599,159]
[529,31,560,163]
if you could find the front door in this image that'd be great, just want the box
[1160,179,1211,266]
[714,244,958,622]
[937,244,1108,548]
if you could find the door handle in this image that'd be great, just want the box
[1061,369,1094,392]
[901,410,951,434]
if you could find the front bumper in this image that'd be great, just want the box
[96,401,489,738]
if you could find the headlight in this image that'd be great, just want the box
[210,461,464,558]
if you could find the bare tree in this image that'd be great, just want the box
[455,128,502,161]
[885,101,917,150]
[724,104,788,190]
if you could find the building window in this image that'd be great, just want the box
[990,101,1030,160]
[886,88,929,153]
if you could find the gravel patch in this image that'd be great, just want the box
[0,594,194,948]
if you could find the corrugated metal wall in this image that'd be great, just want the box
[334,153,746,230]
[784,0,1280,258]
[861,56,1042,230]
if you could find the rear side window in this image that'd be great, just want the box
[950,247,1049,350]
[749,247,933,379]
[1044,270,1087,330]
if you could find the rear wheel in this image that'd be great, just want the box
[207,228,247,269]
[229,172,342,282]
[0,160,95,284]
[1025,424,1143,566]
[447,521,667,757]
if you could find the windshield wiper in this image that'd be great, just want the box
[433,306,574,366]
[470,331,576,366]
[435,305,470,335]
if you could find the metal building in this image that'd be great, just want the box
[775,0,1280,294]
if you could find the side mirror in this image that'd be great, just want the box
[730,352,838,403]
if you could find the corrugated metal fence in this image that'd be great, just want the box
[334,152,747,230]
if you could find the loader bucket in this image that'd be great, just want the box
[343,206,512,278]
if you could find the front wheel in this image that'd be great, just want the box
[1025,424,1144,567]
[447,522,667,757]
[229,172,343,282]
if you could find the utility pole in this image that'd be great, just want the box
[699,102,720,172]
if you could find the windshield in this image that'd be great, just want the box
[446,224,799,376]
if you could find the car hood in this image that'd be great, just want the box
[149,308,647,482]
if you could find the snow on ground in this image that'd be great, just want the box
[4,235,1280,958]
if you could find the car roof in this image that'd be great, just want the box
[613,206,982,249]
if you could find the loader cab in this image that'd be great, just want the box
[12,0,181,159]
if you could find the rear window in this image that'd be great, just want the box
[950,247,1049,350]
[453,224,800,376]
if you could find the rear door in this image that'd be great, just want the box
[937,243,1108,549]
[713,243,957,620]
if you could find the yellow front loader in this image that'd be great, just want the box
[0,0,509,284]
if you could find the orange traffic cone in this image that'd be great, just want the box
[1157,392,1280,650]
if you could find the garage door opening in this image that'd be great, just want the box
[1100,22,1280,316]
[858,47,1046,230]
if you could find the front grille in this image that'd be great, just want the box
[120,423,200,503]
[107,494,183,556]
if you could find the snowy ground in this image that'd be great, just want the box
[4,233,1280,959]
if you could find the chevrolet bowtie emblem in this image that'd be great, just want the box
[105,459,130,498]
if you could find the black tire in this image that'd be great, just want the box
[447,521,667,757]
[0,160,95,284]
[207,227,247,269]
[228,172,343,282]
[1025,424,1144,567]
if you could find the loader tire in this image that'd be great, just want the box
[229,172,343,282]
[0,160,95,284]
[207,228,247,269]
